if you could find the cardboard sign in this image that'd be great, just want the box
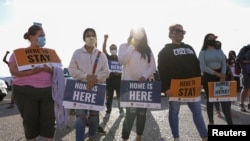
[14,48,62,71]
[208,81,237,102]
[62,78,106,111]
[120,80,161,109]
[169,77,201,102]
[108,60,122,73]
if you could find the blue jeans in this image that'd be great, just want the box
[75,109,99,141]
[122,107,147,139]
[168,101,208,138]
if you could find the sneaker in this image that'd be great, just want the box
[239,104,246,112]
[103,113,110,119]
[97,126,106,134]
[248,104,250,110]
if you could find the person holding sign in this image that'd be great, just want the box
[68,28,110,141]
[8,24,58,141]
[198,33,233,125]
[158,24,208,141]
[118,27,156,141]
[102,34,125,118]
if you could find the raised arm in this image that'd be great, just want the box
[102,34,108,55]
[3,51,10,65]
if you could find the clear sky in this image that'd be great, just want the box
[0,0,250,77]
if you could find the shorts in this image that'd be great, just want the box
[242,74,250,88]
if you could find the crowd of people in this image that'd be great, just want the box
[2,23,250,141]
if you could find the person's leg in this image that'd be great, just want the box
[135,108,147,140]
[221,102,233,125]
[14,86,40,140]
[105,81,114,117]
[122,107,137,140]
[115,79,124,114]
[188,101,208,139]
[75,109,88,141]
[168,101,181,139]
[88,110,99,140]
[214,102,222,118]
[202,73,216,124]
[39,87,55,139]
[239,88,249,111]
[239,74,250,111]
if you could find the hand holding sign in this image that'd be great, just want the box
[42,64,53,73]
[165,89,173,97]
[87,75,98,89]
[138,76,146,83]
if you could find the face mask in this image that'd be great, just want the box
[37,36,46,47]
[207,40,216,46]
[85,37,97,47]
[110,50,117,55]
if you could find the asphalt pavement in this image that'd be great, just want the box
[0,91,250,141]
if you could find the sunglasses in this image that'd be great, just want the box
[110,48,117,50]
[172,29,186,35]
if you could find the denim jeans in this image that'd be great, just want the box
[122,107,147,139]
[168,101,208,138]
[75,109,99,141]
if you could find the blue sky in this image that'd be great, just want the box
[0,0,250,76]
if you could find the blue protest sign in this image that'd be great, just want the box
[120,80,161,109]
[63,79,106,111]
[108,60,122,73]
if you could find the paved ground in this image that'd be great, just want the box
[0,91,250,141]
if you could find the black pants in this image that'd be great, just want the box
[106,78,123,113]
[202,72,233,125]
[122,107,147,139]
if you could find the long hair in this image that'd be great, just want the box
[201,33,218,51]
[128,28,152,63]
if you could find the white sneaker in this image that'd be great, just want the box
[104,113,110,118]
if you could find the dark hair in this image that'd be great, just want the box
[23,25,43,41]
[201,33,219,50]
[82,28,96,41]
[129,28,152,63]
[109,44,117,48]
[215,40,222,49]
[228,50,236,57]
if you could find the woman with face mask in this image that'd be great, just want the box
[68,28,110,141]
[198,33,233,125]
[8,24,60,141]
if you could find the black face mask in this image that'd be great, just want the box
[207,40,216,46]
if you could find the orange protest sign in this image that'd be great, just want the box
[14,48,62,71]
[208,81,237,102]
[169,77,201,102]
